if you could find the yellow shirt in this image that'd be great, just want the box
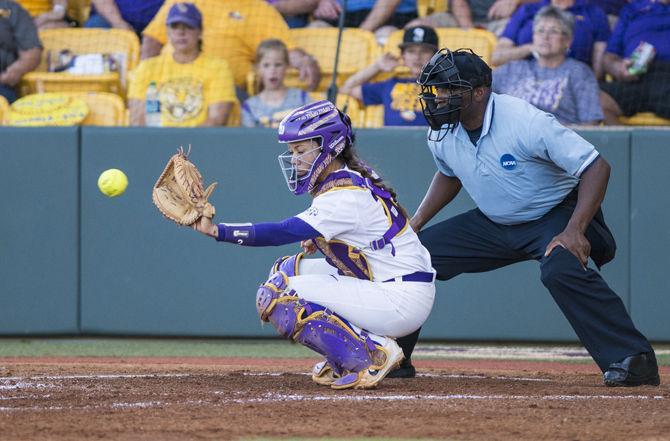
[143,0,295,87]
[128,52,236,127]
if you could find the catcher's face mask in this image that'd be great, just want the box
[278,140,322,194]
[277,100,353,195]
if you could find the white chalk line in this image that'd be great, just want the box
[243,371,553,382]
[1,373,191,382]
[232,393,665,403]
[1,372,551,388]
[0,393,663,412]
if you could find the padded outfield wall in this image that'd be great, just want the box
[0,127,668,341]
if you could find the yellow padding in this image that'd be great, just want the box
[384,28,497,65]
[0,95,9,125]
[618,112,670,126]
[8,93,88,126]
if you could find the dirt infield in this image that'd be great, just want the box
[1,357,669,441]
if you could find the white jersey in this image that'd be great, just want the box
[296,170,435,282]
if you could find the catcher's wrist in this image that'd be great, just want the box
[217,223,256,245]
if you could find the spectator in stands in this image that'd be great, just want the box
[340,25,437,126]
[406,0,534,36]
[241,39,312,128]
[492,6,603,125]
[27,0,71,29]
[310,0,419,43]
[127,2,236,127]
[141,0,321,95]
[590,0,627,28]
[85,0,164,35]
[266,0,318,28]
[492,0,609,80]
[600,0,670,125]
[0,0,42,103]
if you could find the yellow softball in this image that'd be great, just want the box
[98,169,128,197]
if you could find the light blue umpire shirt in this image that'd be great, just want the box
[427,92,600,225]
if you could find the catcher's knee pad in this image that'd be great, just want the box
[294,308,380,374]
[268,253,304,278]
[256,271,289,321]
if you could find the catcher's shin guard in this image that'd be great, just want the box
[293,307,378,375]
[256,270,398,389]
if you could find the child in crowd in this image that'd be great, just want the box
[340,26,438,126]
[241,39,312,128]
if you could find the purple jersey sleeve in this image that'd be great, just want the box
[216,217,321,246]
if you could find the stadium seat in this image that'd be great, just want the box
[384,27,497,65]
[20,28,140,97]
[15,0,90,25]
[618,112,670,126]
[363,105,384,128]
[0,95,9,125]
[417,0,449,16]
[68,92,127,126]
[6,92,89,126]
[226,101,241,127]
[15,0,51,16]
[248,28,380,95]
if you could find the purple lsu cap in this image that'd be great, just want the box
[166,2,202,29]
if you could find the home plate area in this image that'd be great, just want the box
[1,360,668,441]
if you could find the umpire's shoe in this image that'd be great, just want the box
[386,358,416,379]
[603,351,660,387]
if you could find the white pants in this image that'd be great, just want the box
[287,258,435,338]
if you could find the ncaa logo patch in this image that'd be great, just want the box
[500,154,517,170]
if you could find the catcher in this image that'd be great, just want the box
[153,100,436,390]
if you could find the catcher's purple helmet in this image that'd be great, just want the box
[277,100,353,195]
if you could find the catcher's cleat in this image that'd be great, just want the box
[312,360,340,386]
[331,338,405,390]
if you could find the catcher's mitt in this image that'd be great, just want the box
[152,146,217,226]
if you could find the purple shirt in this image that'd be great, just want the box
[587,0,627,15]
[93,0,164,32]
[606,0,670,61]
[362,76,427,126]
[492,58,603,124]
[501,0,610,66]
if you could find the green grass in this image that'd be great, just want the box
[0,338,667,366]
[0,338,313,358]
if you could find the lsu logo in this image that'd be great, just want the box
[500,154,517,170]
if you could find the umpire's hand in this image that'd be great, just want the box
[545,226,591,269]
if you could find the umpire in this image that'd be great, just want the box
[390,48,659,387]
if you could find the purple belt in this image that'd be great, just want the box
[383,271,435,283]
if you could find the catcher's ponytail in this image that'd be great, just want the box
[340,143,401,205]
